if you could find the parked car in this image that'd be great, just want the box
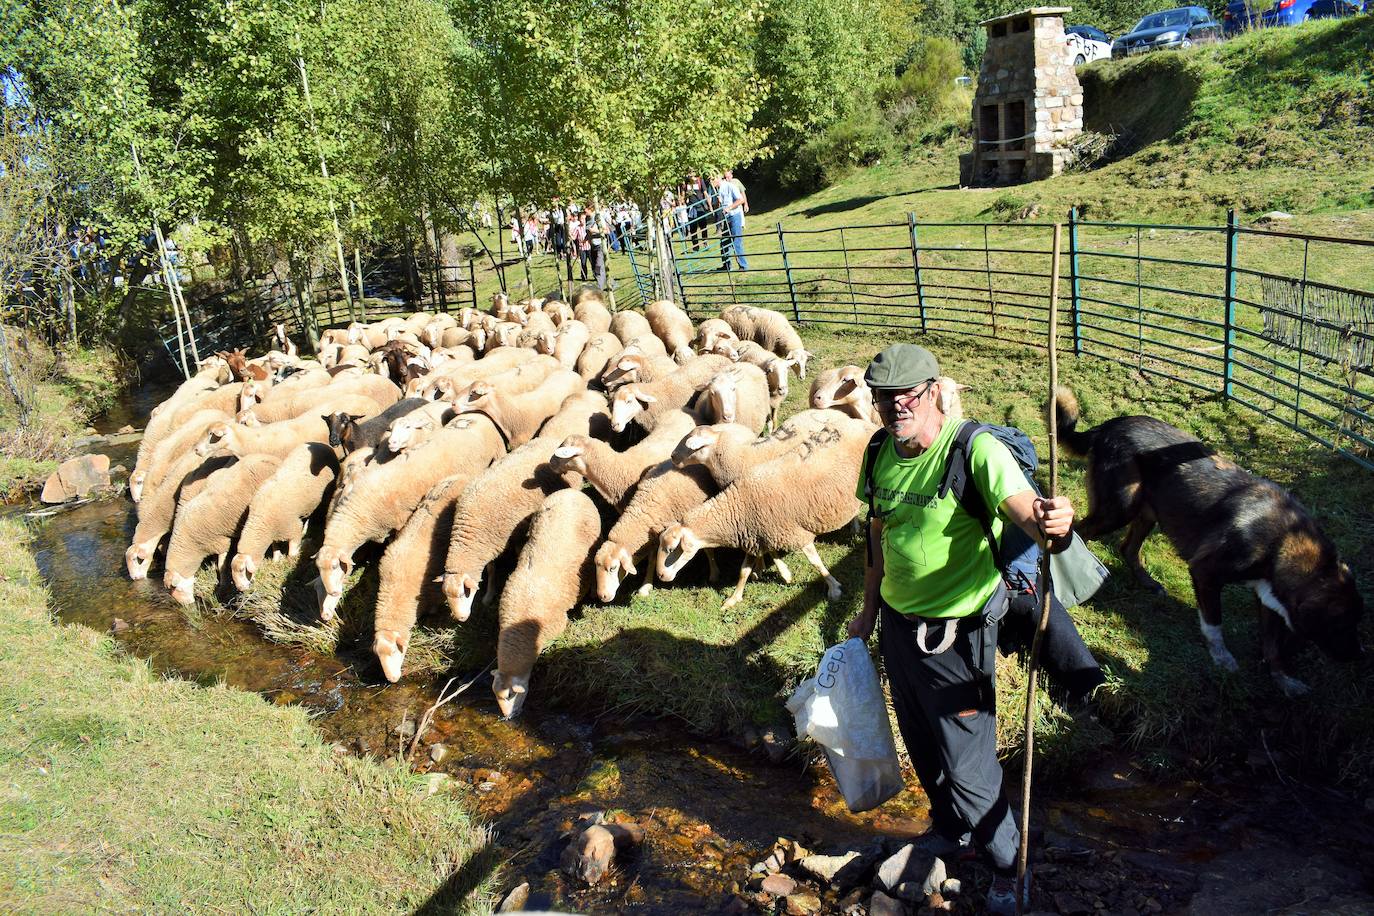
[1264,0,1366,26]
[1065,25,1113,65]
[1222,0,1262,34]
[1111,6,1222,57]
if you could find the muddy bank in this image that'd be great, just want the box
[25,491,1374,914]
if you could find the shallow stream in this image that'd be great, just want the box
[16,384,1374,914]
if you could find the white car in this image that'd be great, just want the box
[1065,25,1113,65]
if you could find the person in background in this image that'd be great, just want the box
[585,204,608,289]
[522,214,538,258]
[725,169,749,216]
[712,173,747,271]
[569,213,590,281]
[686,175,709,252]
[550,200,567,259]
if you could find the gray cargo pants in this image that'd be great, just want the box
[878,585,1019,871]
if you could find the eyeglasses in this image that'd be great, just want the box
[873,379,936,413]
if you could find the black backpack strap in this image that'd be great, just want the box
[939,421,1008,579]
[862,427,890,566]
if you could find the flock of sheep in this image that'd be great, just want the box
[125,289,906,717]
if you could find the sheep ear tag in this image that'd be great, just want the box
[553,445,581,460]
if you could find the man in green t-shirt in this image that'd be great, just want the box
[846,344,1075,916]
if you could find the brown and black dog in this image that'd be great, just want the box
[1054,387,1363,696]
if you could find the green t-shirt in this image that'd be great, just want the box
[856,418,1032,619]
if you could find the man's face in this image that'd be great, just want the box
[874,379,937,441]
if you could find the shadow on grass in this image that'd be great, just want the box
[799,186,959,219]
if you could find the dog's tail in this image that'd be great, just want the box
[1052,385,1095,456]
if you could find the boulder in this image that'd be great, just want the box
[784,891,822,915]
[761,874,798,897]
[41,454,111,503]
[800,849,878,889]
[561,822,644,885]
[868,890,906,916]
[497,881,530,912]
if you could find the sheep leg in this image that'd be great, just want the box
[722,554,757,610]
[270,546,284,562]
[287,533,302,558]
[801,542,843,600]
[705,548,721,584]
[772,554,793,584]
[480,572,500,608]
[635,557,656,597]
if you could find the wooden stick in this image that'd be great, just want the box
[1016,222,1062,915]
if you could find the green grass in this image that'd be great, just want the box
[0,516,498,913]
[0,338,123,498]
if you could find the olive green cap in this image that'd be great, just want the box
[864,344,940,390]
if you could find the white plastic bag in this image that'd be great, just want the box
[787,638,903,813]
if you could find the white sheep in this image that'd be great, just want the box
[135,366,230,472]
[165,382,249,429]
[607,353,734,433]
[742,308,810,379]
[644,299,696,363]
[451,368,586,448]
[548,319,590,370]
[163,454,283,605]
[692,317,738,354]
[608,309,653,345]
[326,397,430,455]
[373,472,476,682]
[809,364,879,423]
[130,407,232,503]
[243,373,399,424]
[543,299,575,326]
[125,451,236,580]
[230,442,339,591]
[548,409,698,507]
[314,413,505,620]
[573,291,613,334]
[702,362,771,434]
[492,488,608,718]
[657,418,874,608]
[194,393,379,461]
[673,411,873,489]
[732,340,793,429]
[592,459,720,602]
[598,342,677,392]
[380,399,454,454]
[575,331,623,383]
[416,346,542,400]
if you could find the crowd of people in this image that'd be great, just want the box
[491,170,754,291]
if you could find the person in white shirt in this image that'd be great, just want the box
[712,174,748,270]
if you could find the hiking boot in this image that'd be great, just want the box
[985,869,1031,916]
[910,829,976,862]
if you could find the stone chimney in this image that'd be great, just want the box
[959,7,1084,186]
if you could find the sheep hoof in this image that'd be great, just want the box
[773,558,793,584]
[720,594,742,611]
[319,591,340,623]
[636,582,654,597]
[827,583,843,600]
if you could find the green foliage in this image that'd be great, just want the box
[781,108,893,192]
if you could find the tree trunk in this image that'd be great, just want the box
[0,300,31,425]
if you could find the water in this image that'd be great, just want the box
[19,384,1374,913]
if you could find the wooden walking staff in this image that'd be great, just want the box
[1015,222,1062,916]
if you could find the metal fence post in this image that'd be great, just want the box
[468,260,477,312]
[1223,208,1238,400]
[907,213,927,334]
[1067,207,1081,356]
[779,223,801,324]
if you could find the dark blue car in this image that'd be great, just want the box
[1225,0,1365,32]
[1111,6,1223,57]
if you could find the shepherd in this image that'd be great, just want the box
[846,342,1102,915]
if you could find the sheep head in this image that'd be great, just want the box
[609,386,656,432]
[544,301,572,325]
[453,381,495,414]
[325,411,365,449]
[459,307,480,330]
[128,470,147,503]
[935,376,970,420]
[532,330,558,356]
[239,379,268,413]
[706,371,740,425]
[236,409,261,427]
[490,291,510,318]
[195,354,231,383]
[698,337,739,360]
[492,670,530,719]
[230,553,257,591]
[385,412,437,452]
[657,524,704,583]
[594,541,637,602]
[441,571,480,622]
[346,322,367,345]
[764,358,793,398]
[374,628,410,683]
[164,569,196,606]
[600,350,646,391]
[195,422,237,457]
[125,540,156,580]
[809,365,865,410]
[549,437,591,477]
[786,348,812,380]
[314,547,353,621]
